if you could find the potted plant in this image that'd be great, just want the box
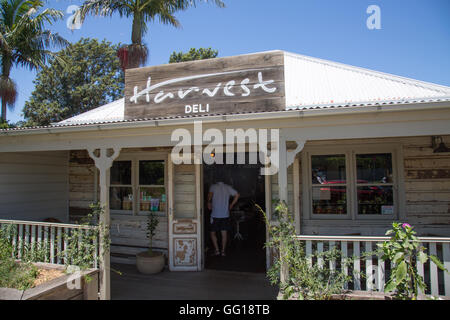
[136,212,165,274]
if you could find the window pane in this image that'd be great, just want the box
[311,155,346,184]
[312,186,347,214]
[110,187,133,211]
[110,161,132,185]
[139,161,165,185]
[139,187,166,212]
[357,186,393,215]
[356,153,393,184]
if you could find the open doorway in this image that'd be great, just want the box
[203,153,266,273]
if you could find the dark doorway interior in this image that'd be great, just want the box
[203,154,266,273]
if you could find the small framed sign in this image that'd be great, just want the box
[381,205,394,215]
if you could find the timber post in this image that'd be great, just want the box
[287,139,305,234]
[277,134,289,284]
[278,135,306,284]
[87,147,121,300]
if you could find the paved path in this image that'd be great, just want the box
[111,263,279,300]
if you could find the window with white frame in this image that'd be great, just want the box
[109,157,167,215]
[110,161,133,212]
[138,160,166,214]
[304,146,398,219]
[355,153,394,215]
[311,154,348,215]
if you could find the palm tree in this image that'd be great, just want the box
[76,0,225,70]
[0,0,67,122]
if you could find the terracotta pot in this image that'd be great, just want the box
[136,251,165,274]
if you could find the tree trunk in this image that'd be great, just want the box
[1,99,6,122]
[1,55,13,122]
[131,13,142,46]
[125,13,147,69]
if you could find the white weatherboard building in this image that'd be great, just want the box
[1,50,450,299]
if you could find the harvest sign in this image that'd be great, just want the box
[124,51,286,119]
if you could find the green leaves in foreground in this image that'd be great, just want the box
[0,225,39,290]
[258,201,353,300]
[378,222,448,300]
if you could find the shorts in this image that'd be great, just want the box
[210,217,232,232]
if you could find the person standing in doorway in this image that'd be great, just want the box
[207,173,240,257]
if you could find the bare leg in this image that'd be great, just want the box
[210,232,220,253]
[221,230,228,254]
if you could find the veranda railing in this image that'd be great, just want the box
[0,219,99,268]
[292,235,450,297]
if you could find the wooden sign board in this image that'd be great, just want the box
[124,51,286,120]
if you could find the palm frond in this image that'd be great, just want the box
[0,0,67,120]
[75,0,134,23]
[0,31,10,52]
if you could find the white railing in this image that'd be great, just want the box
[293,235,450,298]
[0,219,99,268]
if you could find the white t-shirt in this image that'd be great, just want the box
[209,182,238,218]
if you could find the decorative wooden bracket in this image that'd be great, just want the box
[87,147,121,171]
[287,140,306,167]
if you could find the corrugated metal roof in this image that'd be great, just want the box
[2,50,450,133]
[57,98,124,125]
[284,52,450,109]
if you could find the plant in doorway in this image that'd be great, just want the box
[136,211,165,274]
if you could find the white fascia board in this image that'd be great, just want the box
[1,100,449,137]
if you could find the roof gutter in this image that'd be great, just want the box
[1,100,449,137]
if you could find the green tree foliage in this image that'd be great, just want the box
[22,38,124,126]
[75,0,225,70]
[0,0,67,122]
[0,119,13,129]
[169,47,218,63]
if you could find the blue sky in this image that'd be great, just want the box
[7,0,450,123]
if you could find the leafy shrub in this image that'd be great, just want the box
[59,203,109,270]
[0,259,39,290]
[259,201,353,300]
[146,211,159,256]
[0,203,113,289]
[0,225,39,290]
[377,222,448,300]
